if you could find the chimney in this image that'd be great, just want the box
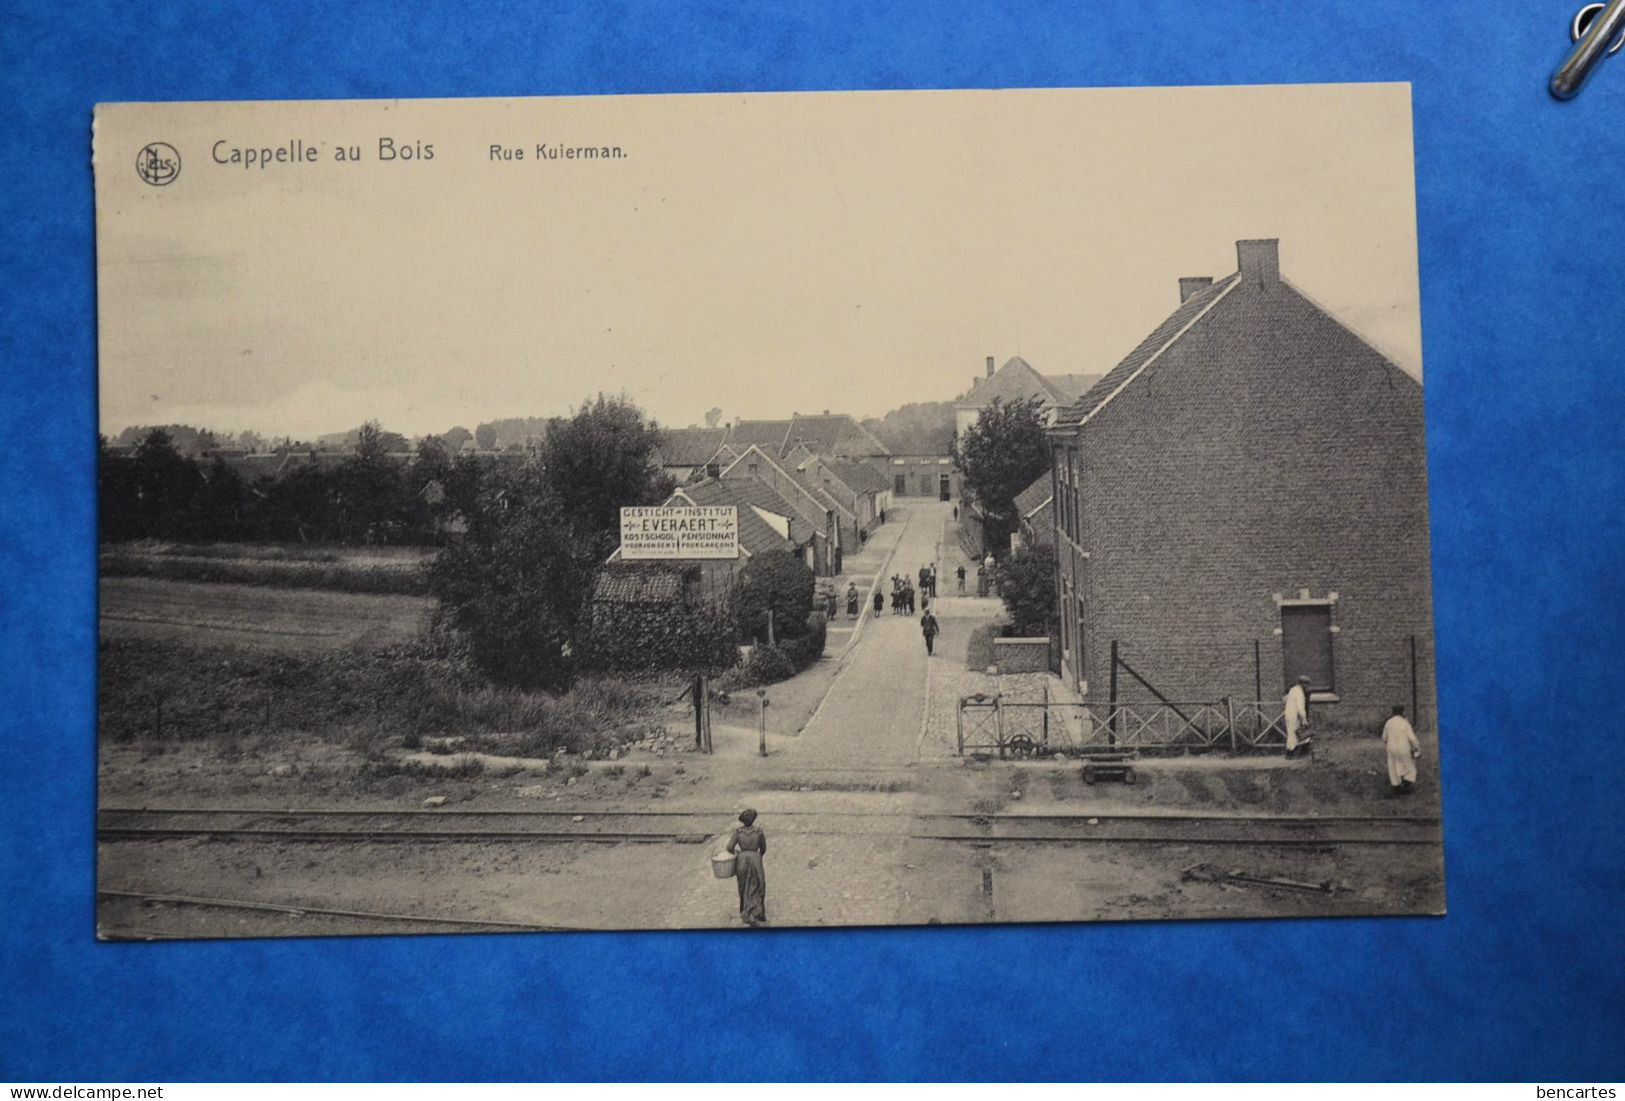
[985,355,995,379]
[1178,276,1213,303]
[1236,239,1280,285]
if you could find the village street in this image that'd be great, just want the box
[656,500,994,928]
[94,506,1444,937]
[793,500,985,767]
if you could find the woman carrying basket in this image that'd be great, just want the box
[726,808,769,926]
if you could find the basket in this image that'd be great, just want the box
[711,852,737,879]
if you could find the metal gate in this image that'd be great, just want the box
[957,694,1288,756]
[956,688,1053,757]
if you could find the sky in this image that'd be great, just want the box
[95,84,1422,441]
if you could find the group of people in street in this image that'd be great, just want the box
[888,573,919,615]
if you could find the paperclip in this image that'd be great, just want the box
[1552,0,1625,99]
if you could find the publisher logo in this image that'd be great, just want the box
[136,142,181,186]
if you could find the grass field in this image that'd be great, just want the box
[101,542,433,595]
[110,540,435,566]
[100,576,436,653]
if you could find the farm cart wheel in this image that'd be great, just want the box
[1007,734,1037,759]
[1124,767,1138,785]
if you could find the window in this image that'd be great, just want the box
[1280,602,1336,696]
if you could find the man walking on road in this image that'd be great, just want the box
[956,564,966,594]
[920,609,940,656]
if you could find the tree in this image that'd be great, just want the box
[705,407,723,429]
[132,428,204,539]
[427,395,677,689]
[195,456,251,540]
[353,421,407,460]
[999,543,1057,636]
[734,549,815,645]
[540,394,673,540]
[953,396,1051,552]
[427,463,598,691]
[98,435,141,542]
[474,423,498,450]
[411,437,452,486]
[442,426,473,452]
[263,462,339,542]
[336,422,413,543]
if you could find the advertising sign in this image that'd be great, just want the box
[619,505,739,560]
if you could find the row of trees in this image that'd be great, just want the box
[102,396,832,693]
[109,420,544,458]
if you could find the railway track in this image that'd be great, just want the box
[95,888,582,936]
[97,806,1441,848]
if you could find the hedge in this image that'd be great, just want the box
[582,601,738,676]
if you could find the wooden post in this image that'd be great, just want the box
[702,679,714,754]
[956,697,964,756]
[994,693,1006,759]
[756,689,767,757]
[1409,634,1419,729]
[1108,640,1119,746]
[1226,696,1237,754]
[693,674,704,749]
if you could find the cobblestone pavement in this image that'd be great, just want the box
[791,501,960,766]
[820,506,910,657]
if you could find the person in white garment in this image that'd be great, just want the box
[1283,675,1312,756]
[1382,704,1422,795]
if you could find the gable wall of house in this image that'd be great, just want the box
[802,456,883,538]
[1055,281,1435,727]
[721,451,837,574]
[866,455,959,499]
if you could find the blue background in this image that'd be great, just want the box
[3,0,1622,1083]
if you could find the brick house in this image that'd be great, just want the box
[789,451,890,541]
[955,355,1098,438]
[862,420,960,501]
[603,477,806,604]
[1048,239,1435,727]
[1012,474,1054,552]
[720,444,844,575]
[652,427,729,483]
